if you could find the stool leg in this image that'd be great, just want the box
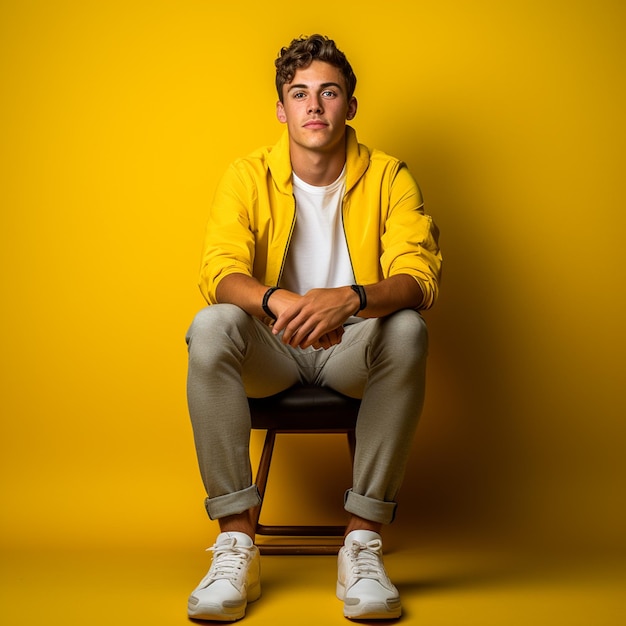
[347,429,356,461]
[251,429,276,531]
[253,428,355,555]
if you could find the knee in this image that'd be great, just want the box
[186,304,250,351]
[378,309,429,361]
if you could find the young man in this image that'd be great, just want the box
[186,34,442,621]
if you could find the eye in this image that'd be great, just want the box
[292,91,306,99]
[322,90,337,98]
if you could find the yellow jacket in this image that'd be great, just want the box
[199,126,442,309]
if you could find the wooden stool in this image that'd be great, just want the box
[248,385,360,555]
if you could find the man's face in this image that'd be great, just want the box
[276,60,357,155]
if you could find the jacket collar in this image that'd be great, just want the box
[267,125,370,194]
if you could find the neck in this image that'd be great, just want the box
[289,142,347,186]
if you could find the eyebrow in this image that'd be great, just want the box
[287,81,344,92]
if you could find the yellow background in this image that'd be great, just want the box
[1,1,625,624]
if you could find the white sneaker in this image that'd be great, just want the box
[188,531,261,621]
[337,530,401,620]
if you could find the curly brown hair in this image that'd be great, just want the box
[275,34,357,103]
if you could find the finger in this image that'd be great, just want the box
[280,317,306,345]
[285,317,319,347]
[301,328,340,350]
[319,333,332,349]
[272,302,304,335]
[309,334,332,350]
[298,320,332,348]
[329,329,343,345]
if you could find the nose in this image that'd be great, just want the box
[307,97,323,114]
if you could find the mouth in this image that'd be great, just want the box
[303,119,328,129]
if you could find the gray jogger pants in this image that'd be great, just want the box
[185,304,428,525]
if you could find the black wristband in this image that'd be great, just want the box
[350,284,367,313]
[262,286,282,320]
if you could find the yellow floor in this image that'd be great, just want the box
[1,538,624,626]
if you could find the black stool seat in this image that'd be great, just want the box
[248,384,360,555]
[249,384,360,430]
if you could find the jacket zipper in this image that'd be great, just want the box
[341,193,358,284]
[275,193,297,286]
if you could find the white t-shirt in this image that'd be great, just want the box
[280,167,355,295]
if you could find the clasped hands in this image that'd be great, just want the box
[268,286,360,350]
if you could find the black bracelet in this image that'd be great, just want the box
[262,286,282,320]
[350,284,367,312]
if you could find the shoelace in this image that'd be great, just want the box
[201,538,252,585]
[347,539,385,581]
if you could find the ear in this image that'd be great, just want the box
[346,96,358,121]
[276,100,287,124]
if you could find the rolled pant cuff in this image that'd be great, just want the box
[344,489,397,525]
[205,485,261,520]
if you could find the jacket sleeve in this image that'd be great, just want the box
[198,163,256,304]
[380,163,442,310]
